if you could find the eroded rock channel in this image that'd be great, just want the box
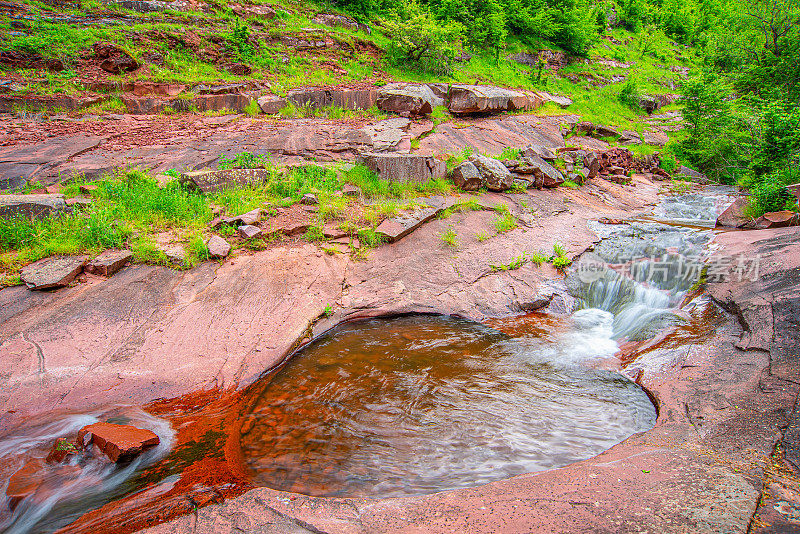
[1,186,766,534]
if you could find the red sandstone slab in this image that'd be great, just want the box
[78,422,159,462]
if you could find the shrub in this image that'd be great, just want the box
[747,174,794,217]
[383,1,465,76]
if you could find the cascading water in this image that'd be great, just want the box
[0,409,174,534]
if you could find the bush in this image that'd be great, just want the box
[747,174,794,216]
[383,1,465,75]
[618,78,641,110]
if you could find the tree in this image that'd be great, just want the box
[746,0,799,57]
[382,1,465,75]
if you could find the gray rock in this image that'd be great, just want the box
[377,84,440,116]
[450,161,483,191]
[21,255,89,290]
[85,249,132,277]
[0,194,69,220]
[536,91,573,108]
[448,85,535,114]
[468,154,514,191]
[516,155,564,188]
[583,152,600,179]
[300,193,318,205]
[257,94,287,114]
[206,235,231,258]
[180,169,270,193]
[678,165,706,180]
[360,153,446,183]
[521,144,556,161]
[238,225,262,239]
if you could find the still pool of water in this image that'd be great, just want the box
[240,314,657,498]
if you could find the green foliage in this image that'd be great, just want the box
[618,77,641,110]
[357,227,387,247]
[493,211,517,232]
[439,227,459,247]
[383,1,465,75]
[217,152,269,170]
[490,253,528,271]
[746,173,795,216]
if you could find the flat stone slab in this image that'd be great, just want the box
[0,194,69,220]
[360,153,446,183]
[85,249,132,277]
[78,422,160,462]
[180,168,270,193]
[21,255,89,290]
[375,196,456,242]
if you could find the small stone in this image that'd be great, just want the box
[206,235,231,258]
[78,422,160,463]
[85,249,132,277]
[300,193,318,205]
[342,184,361,197]
[238,225,262,239]
[46,438,80,464]
[239,208,262,225]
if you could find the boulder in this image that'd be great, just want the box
[677,165,706,181]
[300,193,318,205]
[360,153,446,183]
[716,198,749,228]
[594,125,621,138]
[0,194,69,220]
[448,85,534,114]
[749,211,800,229]
[377,84,439,116]
[450,161,483,191]
[238,225,262,239]
[584,152,600,179]
[228,63,252,76]
[94,42,139,74]
[536,91,573,108]
[21,255,89,290]
[78,422,160,462]
[520,144,556,162]
[85,249,132,277]
[180,168,269,193]
[258,94,287,114]
[468,154,513,191]
[516,155,564,188]
[206,235,231,258]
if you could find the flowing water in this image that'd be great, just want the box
[240,314,656,498]
[0,189,735,531]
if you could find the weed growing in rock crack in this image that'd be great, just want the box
[493,212,517,233]
[491,253,528,272]
[439,227,459,248]
[323,304,334,317]
[562,180,580,189]
[476,231,492,242]
[550,243,572,269]
[529,252,548,266]
[304,225,325,241]
[357,228,386,248]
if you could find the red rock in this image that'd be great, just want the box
[21,255,89,290]
[206,235,231,258]
[238,225,262,239]
[77,422,160,462]
[6,459,81,510]
[85,249,133,277]
[750,210,799,229]
[46,437,80,463]
[716,198,749,228]
[228,63,252,76]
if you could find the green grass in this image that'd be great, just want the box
[439,227,458,247]
[493,211,517,233]
[490,253,528,272]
